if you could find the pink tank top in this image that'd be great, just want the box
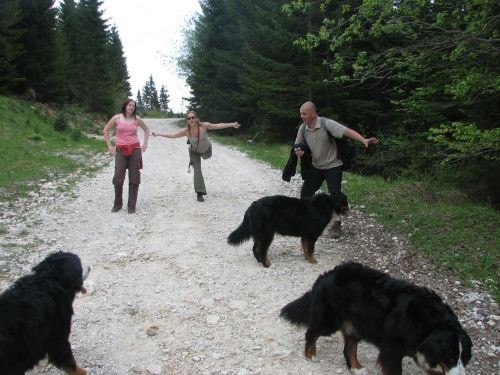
[115,115,139,145]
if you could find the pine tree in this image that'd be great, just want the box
[136,89,144,112]
[108,25,131,106]
[72,0,114,112]
[58,0,82,103]
[0,0,23,93]
[179,0,242,121]
[142,75,160,111]
[15,0,64,102]
[159,85,169,113]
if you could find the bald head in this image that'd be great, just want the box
[300,101,317,114]
[300,101,318,127]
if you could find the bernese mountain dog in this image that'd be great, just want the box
[0,251,90,374]
[280,261,472,375]
[227,192,349,267]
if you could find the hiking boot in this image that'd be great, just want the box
[330,221,342,239]
[197,193,205,202]
[111,205,122,213]
[128,207,136,214]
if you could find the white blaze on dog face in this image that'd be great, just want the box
[416,341,466,375]
[446,342,466,375]
[415,352,444,374]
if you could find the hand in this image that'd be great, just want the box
[233,122,241,128]
[294,148,304,158]
[363,137,379,148]
[107,145,116,155]
[152,131,156,137]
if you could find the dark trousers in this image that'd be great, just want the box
[112,148,142,208]
[300,165,343,199]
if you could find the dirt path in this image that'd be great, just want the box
[0,118,497,374]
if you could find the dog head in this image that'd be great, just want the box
[415,329,472,375]
[32,251,90,294]
[311,192,349,217]
[330,192,349,216]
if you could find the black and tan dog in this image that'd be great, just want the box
[0,251,90,374]
[227,192,348,267]
[281,261,472,375]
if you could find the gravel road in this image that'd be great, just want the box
[0,118,498,374]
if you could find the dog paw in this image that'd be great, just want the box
[351,367,369,375]
[304,343,317,359]
[70,366,87,375]
[307,256,317,264]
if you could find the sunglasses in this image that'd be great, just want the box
[186,116,196,120]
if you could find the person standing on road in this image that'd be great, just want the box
[152,110,240,202]
[294,101,378,238]
[103,98,150,214]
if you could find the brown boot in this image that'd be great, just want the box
[111,184,123,212]
[127,184,139,214]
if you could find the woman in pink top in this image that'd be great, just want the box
[103,98,150,213]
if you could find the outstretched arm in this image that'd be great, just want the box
[203,121,241,130]
[137,117,150,153]
[343,128,378,148]
[152,128,189,139]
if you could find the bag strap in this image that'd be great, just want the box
[319,117,334,144]
[302,117,334,145]
[188,124,200,153]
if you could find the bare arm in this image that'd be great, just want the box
[343,128,378,148]
[137,117,150,153]
[152,127,189,139]
[103,115,118,155]
[203,121,240,130]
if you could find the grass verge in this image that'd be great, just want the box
[0,96,105,202]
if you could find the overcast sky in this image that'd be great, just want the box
[101,0,201,113]
[55,0,201,113]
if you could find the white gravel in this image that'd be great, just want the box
[0,118,498,374]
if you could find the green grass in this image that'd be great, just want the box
[214,134,500,300]
[211,134,290,169]
[0,95,105,201]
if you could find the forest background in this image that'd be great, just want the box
[1,0,497,203]
[0,0,498,294]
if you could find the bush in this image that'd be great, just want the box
[53,113,69,132]
[70,127,83,141]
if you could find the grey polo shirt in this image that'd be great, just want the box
[294,117,347,170]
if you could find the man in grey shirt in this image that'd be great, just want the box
[294,101,378,238]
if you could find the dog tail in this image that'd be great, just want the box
[280,291,312,327]
[227,213,251,245]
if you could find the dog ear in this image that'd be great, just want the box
[329,192,348,214]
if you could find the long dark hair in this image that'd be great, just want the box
[121,98,137,118]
